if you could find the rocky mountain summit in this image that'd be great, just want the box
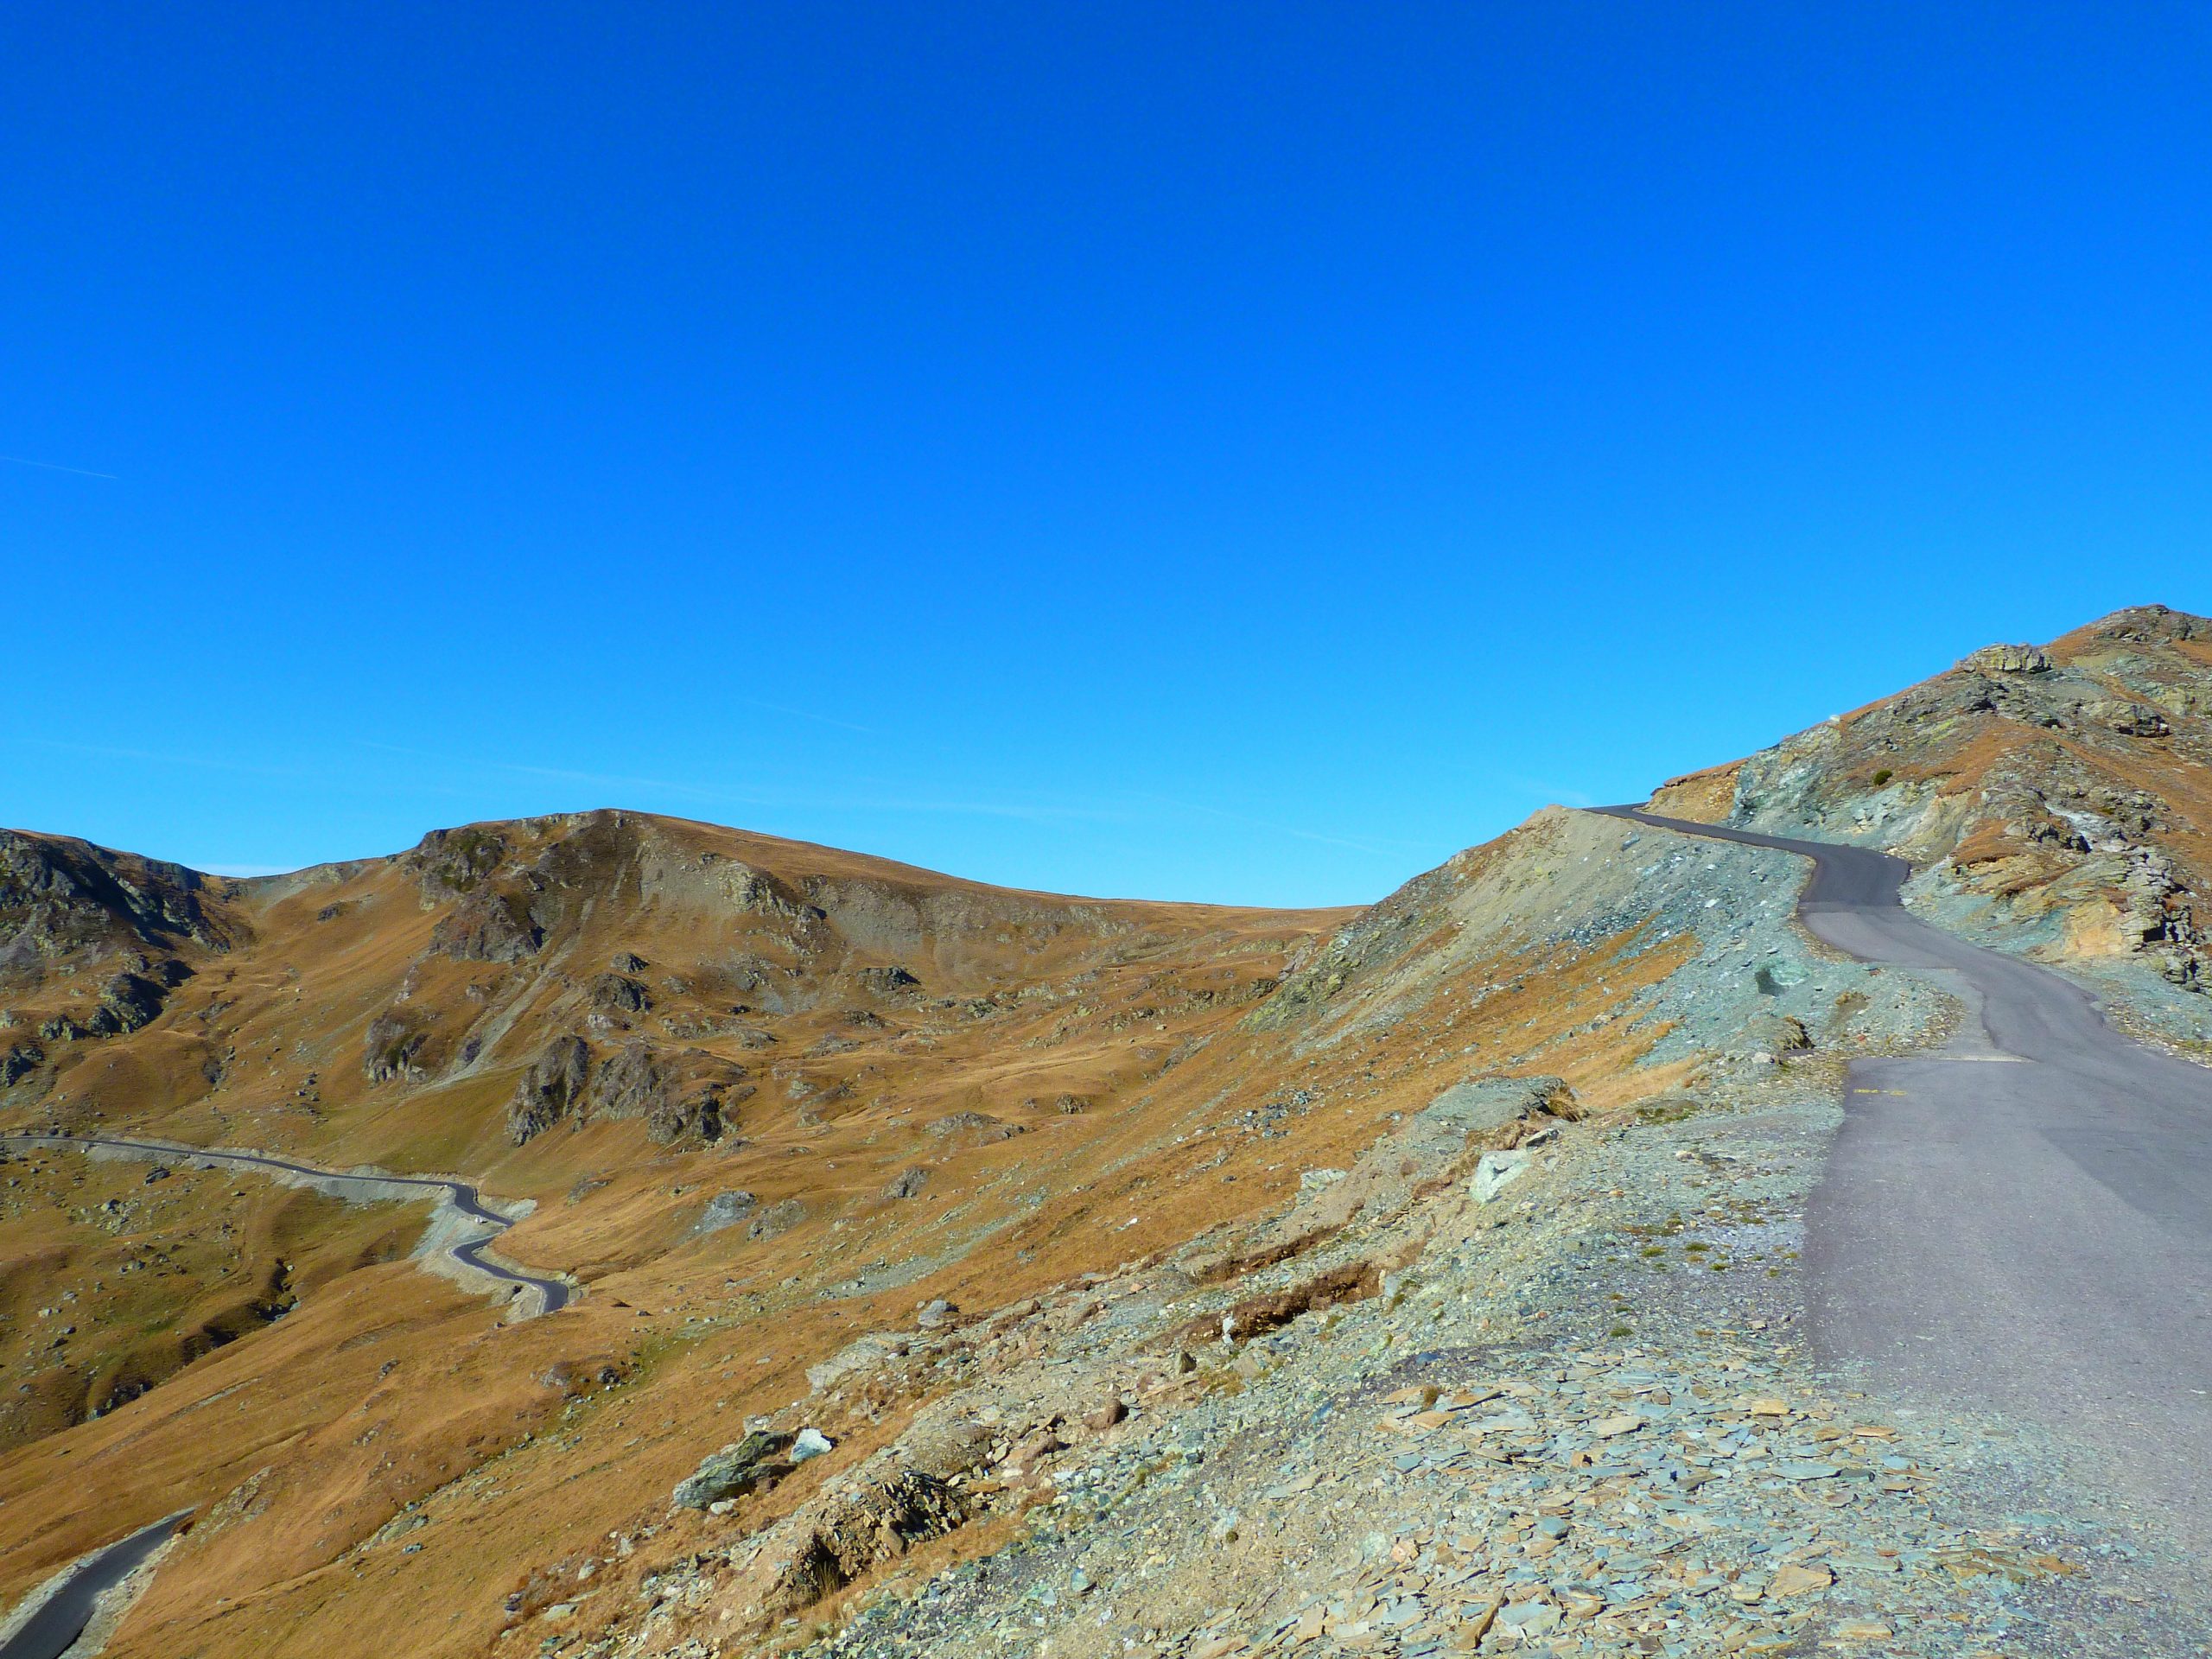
[3,607,2209,1659]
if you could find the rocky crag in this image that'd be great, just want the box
[1650,605,2212,1050]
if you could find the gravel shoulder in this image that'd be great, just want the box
[1606,809,2212,1563]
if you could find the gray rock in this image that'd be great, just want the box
[1422,1076,1577,1138]
[807,1333,909,1392]
[671,1428,792,1509]
[694,1190,757,1236]
[746,1198,807,1241]
[506,1034,592,1144]
[883,1166,931,1200]
[1961,643,2052,675]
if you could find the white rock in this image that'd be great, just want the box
[1471,1150,1533,1204]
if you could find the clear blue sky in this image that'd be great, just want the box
[6,4,2209,905]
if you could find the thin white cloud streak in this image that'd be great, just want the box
[23,733,1427,877]
[0,453,118,480]
[357,743,1125,825]
[728,696,880,736]
[22,738,318,780]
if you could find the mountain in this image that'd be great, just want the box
[3,607,2208,1659]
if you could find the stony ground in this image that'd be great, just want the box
[496,813,2212,1659]
[539,1027,2211,1659]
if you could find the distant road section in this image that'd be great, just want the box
[1593,806,2212,1550]
[0,1133,568,1317]
[0,1141,562,1653]
[0,1513,181,1659]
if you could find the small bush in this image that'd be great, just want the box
[1872,768,1894,787]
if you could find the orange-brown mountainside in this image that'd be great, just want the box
[2,810,1329,1169]
[0,794,1873,1659]
[1649,602,2212,1048]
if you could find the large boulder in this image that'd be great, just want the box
[671,1429,794,1510]
[1961,644,2052,675]
[430,888,543,963]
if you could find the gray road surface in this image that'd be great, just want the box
[0,1514,181,1659]
[0,1141,563,1652]
[1594,806,2212,1551]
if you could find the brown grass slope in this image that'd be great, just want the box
[0,798,1748,1659]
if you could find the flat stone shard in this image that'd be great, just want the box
[1422,1075,1579,1138]
[1471,1148,1533,1203]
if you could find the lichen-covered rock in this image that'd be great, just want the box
[362,1010,429,1084]
[2083,698,2171,738]
[430,888,543,963]
[582,1041,662,1118]
[671,1429,792,1509]
[88,969,168,1035]
[404,825,511,895]
[585,972,652,1025]
[882,1166,929,1200]
[0,1041,42,1085]
[507,1034,592,1144]
[1962,643,2052,675]
[0,830,223,982]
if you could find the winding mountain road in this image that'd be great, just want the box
[1596,806,2212,1549]
[0,1515,183,1659]
[0,1137,567,1656]
[0,1133,568,1315]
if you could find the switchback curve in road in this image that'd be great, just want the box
[1591,805,2212,1552]
[0,1133,569,1317]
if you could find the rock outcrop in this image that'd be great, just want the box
[506,1035,593,1143]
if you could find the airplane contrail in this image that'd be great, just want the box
[0,453,118,480]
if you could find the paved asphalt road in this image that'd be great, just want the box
[0,1514,181,1659]
[0,1134,568,1315]
[1596,807,2212,1551]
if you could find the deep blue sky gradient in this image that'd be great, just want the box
[6,3,2209,903]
